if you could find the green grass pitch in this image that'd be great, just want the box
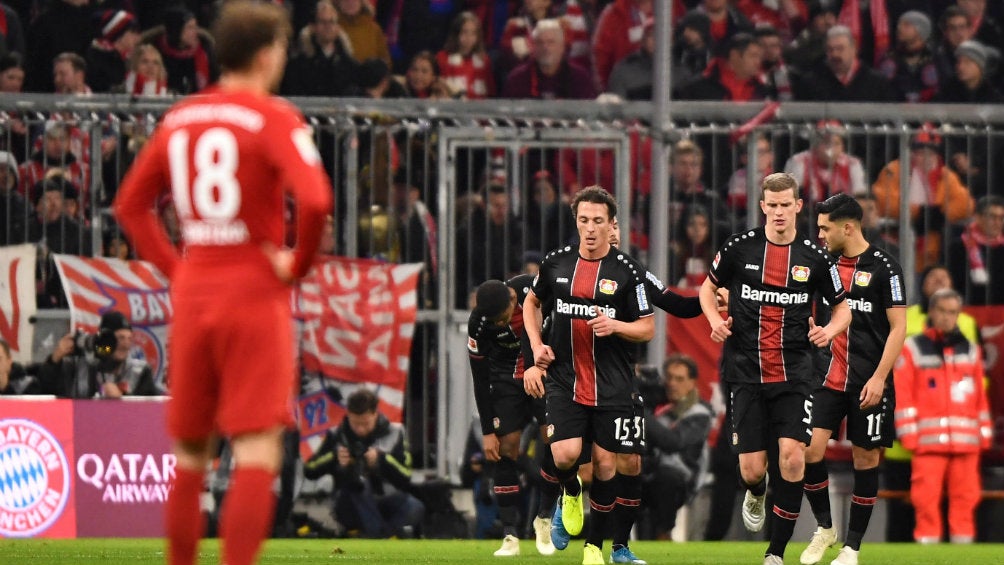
[1,538,1002,564]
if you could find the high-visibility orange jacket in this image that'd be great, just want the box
[894,328,993,454]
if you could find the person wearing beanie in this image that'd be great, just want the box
[85,9,141,92]
[876,10,939,102]
[936,39,1004,103]
[144,6,218,94]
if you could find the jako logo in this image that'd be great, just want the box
[0,419,71,537]
[555,299,617,319]
[740,284,809,305]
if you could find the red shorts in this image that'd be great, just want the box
[167,289,296,440]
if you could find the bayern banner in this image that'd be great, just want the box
[52,255,171,388]
[296,258,422,454]
[0,244,36,364]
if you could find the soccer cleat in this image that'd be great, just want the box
[582,543,605,565]
[764,554,785,565]
[800,526,838,564]
[830,546,858,565]
[533,516,556,555]
[551,502,571,550]
[562,477,585,536]
[610,545,647,564]
[742,474,768,532]
[493,534,521,557]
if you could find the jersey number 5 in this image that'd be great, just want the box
[168,128,242,221]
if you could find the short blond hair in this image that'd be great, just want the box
[761,172,799,200]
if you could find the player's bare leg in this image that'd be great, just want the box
[167,436,217,565]
[801,428,838,564]
[222,426,284,565]
[493,430,525,556]
[610,453,646,565]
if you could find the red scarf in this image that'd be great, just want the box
[961,220,1004,272]
[713,59,755,101]
[804,153,853,204]
[839,0,889,65]
[157,36,211,91]
[125,71,167,96]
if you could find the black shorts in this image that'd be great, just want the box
[490,378,547,436]
[729,381,812,454]
[811,385,895,449]
[545,388,646,455]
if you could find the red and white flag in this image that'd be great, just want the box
[0,244,37,363]
[52,255,171,387]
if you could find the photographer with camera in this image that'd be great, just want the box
[39,311,158,398]
[302,388,424,538]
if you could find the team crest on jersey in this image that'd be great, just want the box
[546,424,555,438]
[467,337,479,354]
[598,279,618,295]
[712,252,721,269]
[732,432,739,446]
[791,265,810,282]
[493,417,501,430]
[854,271,872,287]
[0,419,71,537]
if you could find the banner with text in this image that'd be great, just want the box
[296,258,422,456]
[0,244,37,364]
[52,255,171,387]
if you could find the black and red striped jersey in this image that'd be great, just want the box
[468,274,535,382]
[530,245,653,407]
[709,227,846,385]
[822,246,906,391]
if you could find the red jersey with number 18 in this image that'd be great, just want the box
[114,87,332,295]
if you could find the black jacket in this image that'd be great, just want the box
[303,412,413,496]
[795,64,896,102]
[281,26,360,97]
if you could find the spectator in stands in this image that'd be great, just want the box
[391,170,438,306]
[835,0,891,66]
[755,25,794,101]
[85,10,141,93]
[355,57,407,98]
[688,0,753,55]
[668,140,729,248]
[457,180,523,298]
[592,0,653,92]
[28,175,91,252]
[0,2,24,61]
[606,19,654,100]
[0,51,23,92]
[735,0,806,43]
[724,133,773,218]
[671,11,712,91]
[675,32,766,101]
[524,169,571,255]
[437,11,495,99]
[783,0,837,74]
[795,25,895,101]
[377,0,456,74]
[303,388,424,538]
[641,353,713,540]
[949,195,1004,305]
[336,0,391,68]
[146,6,219,94]
[0,150,26,245]
[935,40,1004,102]
[905,265,980,340]
[669,205,717,289]
[957,0,1004,62]
[872,128,975,271]
[501,18,595,99]
[783,120,866,211]
[52,52,90,95]
[894,288,992,545]
[878,11,940,102]
[402,51,442,98]
[25,0,93,92]
[124,44,168,97]
[17,121,86,203]
[39,310,157,398]
[854,192,900,256]
[0,338,40,395]
[282,0,359,97]
[933,7,975,85]
[498,0,556,80]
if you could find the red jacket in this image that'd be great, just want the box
[894,328,993,454]
[592,0,651,91]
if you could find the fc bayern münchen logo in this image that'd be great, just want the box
[0,419,71,537]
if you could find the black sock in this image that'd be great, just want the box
[556,465,581,497]
[741,468,767,497]
[586,476,616,549]
[845,467,879,551]
[803,460,832,529]
[537,448,562,518]
[766,476,803,558]
[612,473,642,548]
[494,457,522,536]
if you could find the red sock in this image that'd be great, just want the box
[166,467,205,565]
[220,467,277,565]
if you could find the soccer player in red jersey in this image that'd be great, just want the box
[113,3,332,565]
[699,173,850,565]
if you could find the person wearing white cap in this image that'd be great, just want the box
[877,10,939,102]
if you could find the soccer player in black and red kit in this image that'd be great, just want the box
[699,173,851,565]
[798,193,907,565]
[467,275,561,557]
[523,187,654,565]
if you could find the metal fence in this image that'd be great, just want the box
[2,94,1002,478]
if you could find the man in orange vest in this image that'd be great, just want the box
[893,288,993,543]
